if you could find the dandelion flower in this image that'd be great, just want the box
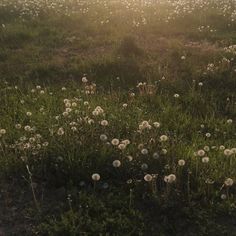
[141,163,148,170]
[82,76,88,83]
[141,148,148,155]
[162,149,168,155]
[197,149,205,157]
[164,174,176,183]
[153,122,160,128]
[153,152,159,159]
[227,119,233,124]
[221,194,227,200]
[100,134,108,141]
[100,120,109,126]
[224,178,234,187]
[118,143,126,150]
[178,159,186,166]
[231,148,236,154]
[112,160,121,168]
[202,157,209,163]
[144,174,153,182]
[224,149,233,156]
[219,145,225,150]
[92,173,100,181]
[160,135,168,142]
[111,138,119,146]
[57,128,65,136]
[0,129,6,135]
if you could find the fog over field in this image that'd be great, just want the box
[0,1,236,235]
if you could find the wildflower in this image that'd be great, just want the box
[111,138,119,146]
[122,103,128,108]
[153,152,159,159]
[57,128,65,136]
[88,119,94,125]
[118,143,126,150]
[205,178,214,184]
[227,119,233,124]
[0,129,6,135]
[178,159,185,166]
[29,137,35,143]
[139,121,151,130]
[130,93,135,97]
[127,155,133,161]
[164,174,176,183]
[224,149,233,156]
[141,163,148,170]
[42,142,49,147]
[122,139,130,145]
[197,149,205,156]
[63,112,69,117]
[224,178,234,187]
[82,76,88,83]
[92,106,104,116]
[144,174,153,182]
[141,148,148,155]
[231,148,236,154]
[100,134,108,141]
[205,133,211,138]
[112,160,121,168]
[162,149,168,154]
[26,112,32,117]
[204,146,210,151]
[160,135,168,142]
[153,122,160,128]
[24,126,31,132]
[15,124,22,129]
[219,145,225,150]
[64,99,70,104]
[174,94,180,98]
[72,102,77,107]
[202,157,209,163]
[92,173,100,181]
[66,108,72,113]
[65,102,71,108]
[221,194,227,200]
[100,120,109,126]
[71,126,77,132]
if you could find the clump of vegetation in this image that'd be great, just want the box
[0,0,236,235]
[118,36,143,57]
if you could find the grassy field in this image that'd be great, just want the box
[0,0,236,235]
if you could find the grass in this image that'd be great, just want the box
[0,0,236,235]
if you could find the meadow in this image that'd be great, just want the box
[0,0,236,235]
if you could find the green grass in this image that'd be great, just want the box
[0,0,236,235]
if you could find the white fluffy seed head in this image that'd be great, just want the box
[112,160,121,168]
[144,174,153,182]
[92,173,100,181]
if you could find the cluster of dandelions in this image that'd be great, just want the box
[0,79,235,202]
[2,0,236,27]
